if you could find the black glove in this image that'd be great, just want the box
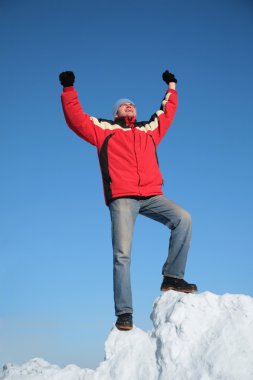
[59,71,75,87]
[162,70,177,85]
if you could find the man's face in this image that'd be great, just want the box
[116,102,136,118]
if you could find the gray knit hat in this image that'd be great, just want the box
[112,98,135,118]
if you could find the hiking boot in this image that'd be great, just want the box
[115,313,133,331]
[160,276,198,293]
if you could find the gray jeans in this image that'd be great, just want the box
[109,195,192,316]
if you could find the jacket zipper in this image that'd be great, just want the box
[132,127,142,194]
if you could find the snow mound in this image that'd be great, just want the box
[151,291,253,380]
[1,291,253,380]
[0,357,93,380]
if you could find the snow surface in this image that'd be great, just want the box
[1,291,253,380]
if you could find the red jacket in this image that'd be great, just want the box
[61,86,178,205]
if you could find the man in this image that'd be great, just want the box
[59,70,197,331]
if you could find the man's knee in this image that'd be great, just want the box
[114,249,131,266]
[169,207,191,230]
[179,209,192,228]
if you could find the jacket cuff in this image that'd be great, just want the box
[63,86,75,92]
[167,88,177,94]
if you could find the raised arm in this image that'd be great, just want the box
[144,70,178,145]
[59,71,102,146]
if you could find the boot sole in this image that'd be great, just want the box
[115,324,133,331]
[160,286,197,293]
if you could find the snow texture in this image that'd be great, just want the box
[1,291,253,380]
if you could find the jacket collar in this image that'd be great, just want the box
[114,116,136,129]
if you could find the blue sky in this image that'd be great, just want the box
[1,0,253,370]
